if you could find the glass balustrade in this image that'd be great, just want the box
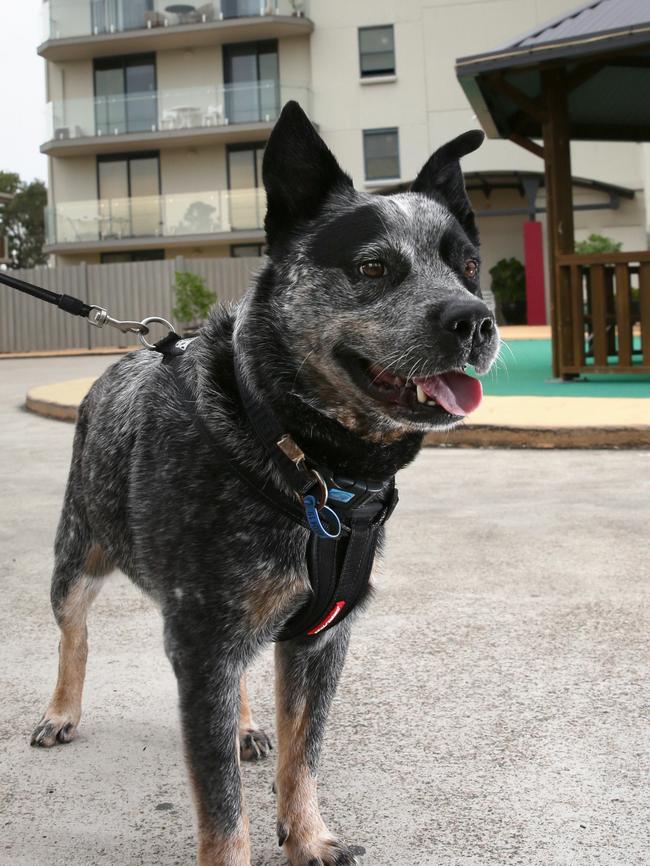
[45,188,266,245]
[43,0,308,41]
[46,82,309,141]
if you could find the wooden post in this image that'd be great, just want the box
[541,68,575,378]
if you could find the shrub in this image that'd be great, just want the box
[489,257,525,304]
[575,233,622,255]
[172,271,216,328]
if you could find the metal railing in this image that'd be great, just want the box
[556,251,650,375]
[45,187,266,246]
[43,0,308,41]
[46,82,310,143]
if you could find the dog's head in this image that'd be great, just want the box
[255,101,499,437]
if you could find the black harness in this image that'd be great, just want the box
[0,270,399,642]
[158,332,399,641]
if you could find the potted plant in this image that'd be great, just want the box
[489,257,526,325]
[172,270,216,336]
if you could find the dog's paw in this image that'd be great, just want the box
[278,827,362,866]
[239,726,273,761]
[30,713,78,748]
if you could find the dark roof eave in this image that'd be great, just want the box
[376,170,636,200]
[456,23,650,77]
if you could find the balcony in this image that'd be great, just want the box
[39,0,312,62]
[42,82,310,156]
[45,187,265,253]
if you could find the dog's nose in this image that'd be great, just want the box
[440,298,495,346]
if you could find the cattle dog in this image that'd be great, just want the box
[31,101,499,865]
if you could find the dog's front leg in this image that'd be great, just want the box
[275,624,358,866]
[168,624,251,866]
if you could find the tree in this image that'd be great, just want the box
[0,171,48,269]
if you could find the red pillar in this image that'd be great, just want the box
[523,220,546,325]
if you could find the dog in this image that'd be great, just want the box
[30,101,499,866]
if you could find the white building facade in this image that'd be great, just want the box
[40,0,650,294]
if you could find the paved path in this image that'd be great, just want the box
[1,357,649,866]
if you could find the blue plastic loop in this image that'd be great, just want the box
[303,494,342,539]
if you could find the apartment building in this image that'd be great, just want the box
[40,0,650,295]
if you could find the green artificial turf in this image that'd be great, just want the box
[481,340,650,399]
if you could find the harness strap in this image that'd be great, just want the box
[278,515,383,641]
[170,363,312,530]
[157,335,399,643]
[233,340,323,498]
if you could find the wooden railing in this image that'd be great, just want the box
[555,251,650,377]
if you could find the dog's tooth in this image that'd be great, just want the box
[416,385,427,404]
[426,398,438,406]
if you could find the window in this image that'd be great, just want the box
[359,25,395,78]
[97,152,161,238]
[231,244,264,258]
[227,143,266,230]
[94,54,157,136]
[363,128,400,181]
[91,0,153,34]
[101,250,165,263]
[223,41,279,123]
[221,0,268,18]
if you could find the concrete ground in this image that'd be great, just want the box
[1,356,649,866]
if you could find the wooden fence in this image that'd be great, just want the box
[555,251,650,377]
[0,255,263,353]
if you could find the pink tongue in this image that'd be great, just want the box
[414,371,483,416]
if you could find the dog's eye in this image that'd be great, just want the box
[359,261,386,279]
[464,260,479,280]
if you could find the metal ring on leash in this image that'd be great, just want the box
[138,316,175,349]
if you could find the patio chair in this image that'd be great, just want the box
[144,10,168,27]
[197,3,215,22]
[204,104,223,126]
[161,111,177,130]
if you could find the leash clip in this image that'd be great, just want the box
[88,305,150,335]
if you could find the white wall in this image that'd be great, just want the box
[308,0,646,194]
[44,0,650,264]
[51,155,97,202]
[160,145,226,194]
[157,44,223,103]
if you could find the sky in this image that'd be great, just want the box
[0,0,48,183]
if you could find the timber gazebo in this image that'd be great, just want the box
[456,0,650,379]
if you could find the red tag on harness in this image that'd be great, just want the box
[307,601,346,636]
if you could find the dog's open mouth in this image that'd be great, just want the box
[337,350,483,418]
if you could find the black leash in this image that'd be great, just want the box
[0,270,172,339]
[0,270,93,318]
[1,270,400,641]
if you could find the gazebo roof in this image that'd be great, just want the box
[456,0,650,141]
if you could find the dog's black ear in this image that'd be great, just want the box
[263,101,353,248]
[411,130,484,244]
